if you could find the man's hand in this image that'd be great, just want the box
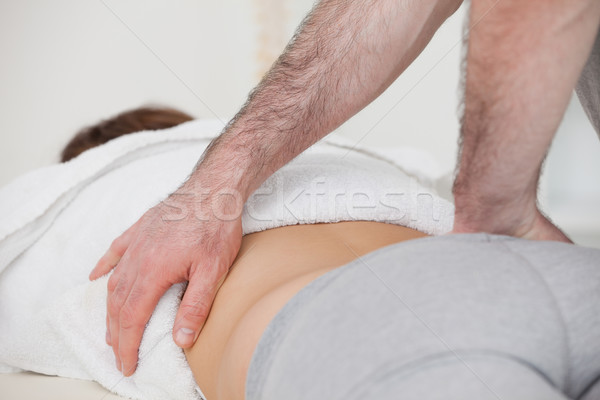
[452,193,572,242]
[89,188,243,377]
[452,0,600,242]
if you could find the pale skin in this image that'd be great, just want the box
[89,0,463,376]
[452,0,600,240]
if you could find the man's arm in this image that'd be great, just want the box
[90,0,463,376]
[201,0,463,199]
[453,0,600,241]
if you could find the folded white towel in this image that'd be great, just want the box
[0,119,454,399]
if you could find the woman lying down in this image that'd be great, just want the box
[1,107,599,400]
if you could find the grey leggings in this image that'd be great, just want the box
[246,234,600,400]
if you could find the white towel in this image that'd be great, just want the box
[0,119,454,400]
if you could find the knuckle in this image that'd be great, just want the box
[138,261,156,277]
[108,280,129,306]
[178,303,209,323]
[107,274,119,292]
[107,297,121,316]
[119,304,143,331]
[191,263,226,290]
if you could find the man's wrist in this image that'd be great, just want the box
[167,129,263,226]
[167,178,245,224]
[184,130,258,195]
[452,173,539,236]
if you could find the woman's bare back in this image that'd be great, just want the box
[184,221,427,400]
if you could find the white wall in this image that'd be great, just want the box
[541,96,600,248]
[1,1,598,246]
[0,0,261,183]
[0,0,463,186]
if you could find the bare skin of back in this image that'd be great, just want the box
[184,221,427,400]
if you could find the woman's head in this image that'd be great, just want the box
[61,106,194,162]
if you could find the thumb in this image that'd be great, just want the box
[173,265,227,348]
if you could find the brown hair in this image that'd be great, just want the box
[61,106,194,162]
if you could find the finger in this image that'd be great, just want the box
[105,311,122,372]
[173,265,227,348]
[106,265,136,372]
[90,233,132,280]
[106,313,111,346]
[90,249,122,281]
[118,275,171,377]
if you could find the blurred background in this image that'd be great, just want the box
[1,0,599,247]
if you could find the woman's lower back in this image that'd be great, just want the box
[184,221,427,399]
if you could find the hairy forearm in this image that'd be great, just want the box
[454,0,600,233]
[183,0,461,200]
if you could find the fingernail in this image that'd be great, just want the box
[106,330,111,345]
[175,328,195,347]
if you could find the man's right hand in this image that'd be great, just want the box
[452,190,572,243]
[521,211,573,243]
[89,187,243,377]
[451,0,599,244]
